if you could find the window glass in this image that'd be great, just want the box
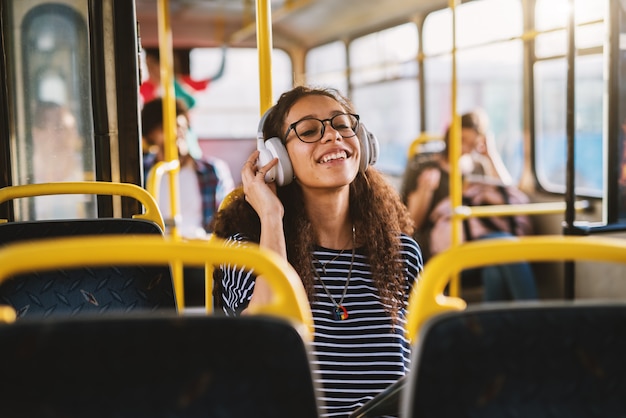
[535,31,567,58]
[536,0,605,30]
[423,9,452,56]
[460,43,524,181]
[11,2,96,220]
[188,48,292,138]
[351,79,420,178]
[535,0,569,31]
[306,41,348,92]
[424,0,522,54]
[576,22,605,50]
[575,0,605,23]
[534,0,605,196]
[347,23,419,180]
[456,0,523,48]
[424,55,452,135]
[350,23,418,85]
[535,16,605,58]
[534,55,604,195]
[423,0,524,182]
[348,23,419,179]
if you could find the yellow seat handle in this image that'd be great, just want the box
[0,182,164,231]
[407,235,626,343]
[0,235,314,340]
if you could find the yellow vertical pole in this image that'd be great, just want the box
[256,0,274,115]
[157,0,185,310]
[448,0,462,297]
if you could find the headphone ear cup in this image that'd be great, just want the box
[256,105,293,186]
[258,137,293,186]
[357,123,379,172]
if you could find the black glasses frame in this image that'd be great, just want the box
[283,113,360,143]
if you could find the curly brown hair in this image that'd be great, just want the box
[213,86,414,320]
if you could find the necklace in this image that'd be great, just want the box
[317,247,347,276]
[312,225,355,321]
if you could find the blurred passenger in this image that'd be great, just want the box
[212,86,422,417]
[140,48,226,159]
[141,97,234,238]
[32,101,83,183]
[31,101,87,219]
[140,49,196,110]
[400,110,537,301]
[142,98,235,307]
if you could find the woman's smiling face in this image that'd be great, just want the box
[283,94,361,189]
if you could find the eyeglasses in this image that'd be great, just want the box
[284,113,360,143]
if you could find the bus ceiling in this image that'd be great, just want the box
[134,0,452,49]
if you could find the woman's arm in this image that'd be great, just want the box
[239,150,285,310]
[406,167,441,230]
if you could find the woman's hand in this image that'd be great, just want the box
[241,150,283,222]
[416,167,441,192]
[240,150,287,312]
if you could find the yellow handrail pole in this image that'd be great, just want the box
[448,0,462,297]
[457,200,590,219]
[157,0,184,309]
[256,0,274,114]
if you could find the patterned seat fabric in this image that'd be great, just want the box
[0,219,176,318]
[405,303,626,418]
[0,314,321,418]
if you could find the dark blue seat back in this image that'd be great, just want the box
[403,302,626,418]
[0,219,176,318]
[0,313,321,417]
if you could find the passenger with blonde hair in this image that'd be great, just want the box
[400,110,537,301]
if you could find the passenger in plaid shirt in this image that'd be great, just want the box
[142,97,235,237]
[142,97,235,306]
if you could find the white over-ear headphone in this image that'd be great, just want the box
[257,106,380,186]
[256,107,293,186]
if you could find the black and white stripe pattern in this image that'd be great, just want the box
[219,234,422,417]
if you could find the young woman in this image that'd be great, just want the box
[212,86,422,417]
[400,111,537,301]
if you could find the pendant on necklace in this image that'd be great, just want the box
[333,305,349,320]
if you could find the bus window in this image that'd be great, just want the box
[349,23,420,177]
[534,0,605,197]
[306,41,348,93]
[186,47,293,139]
[423,0,524,182]
[8,1,96,220]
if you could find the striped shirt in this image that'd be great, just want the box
[218,233,422,417]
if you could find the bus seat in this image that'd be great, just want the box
[0,219,175,319]
[400,235,626,418]
[402,302,626,417]
[0,236,321,417]
[0,313,322,418]
[0,234,314,337]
